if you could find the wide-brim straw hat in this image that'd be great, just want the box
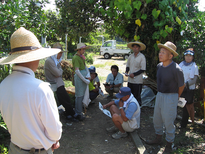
[127,41,146,51]
[75,43,91,50]
[0,27,61,65]
[158,41,178,57]
[53,42,67,52]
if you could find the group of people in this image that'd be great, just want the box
[0,27,198,154]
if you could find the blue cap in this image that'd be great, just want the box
[89,66,96,73]
[116,87,131,98]
[89,66,97,76]
[184,50,194,56]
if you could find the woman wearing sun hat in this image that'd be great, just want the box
[72,43,91,121]
[0,27,62,153]
[179,48,199,128]
[44,42,79,122]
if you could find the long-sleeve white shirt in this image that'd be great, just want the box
[0,65,62,150]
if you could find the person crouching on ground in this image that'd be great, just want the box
[104,65,123,98]
[89,65,101,88]
[103,87,141,139]
[89,66,100,101]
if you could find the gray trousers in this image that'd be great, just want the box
[75,96,84,115]
[9,142,53,154]
[153,92,178,143]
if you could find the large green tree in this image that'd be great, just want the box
[0,0,50,82]
[55,0,199,79]
[93,0,198,79]
[55,0,103,44]
[0,0,50,56]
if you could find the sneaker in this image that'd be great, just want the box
[66,116,79,122]
[112,131,128,139]
[106,126,118,133]
[76,115,86,121]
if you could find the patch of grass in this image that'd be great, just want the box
[93,61,116,68]
[98,76,106,83]
[93,64,105,68]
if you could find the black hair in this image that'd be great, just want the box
[132,44,140,48]
[111,65,119,72]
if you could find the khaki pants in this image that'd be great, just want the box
[105,87,120,96]
[9,142,53,154]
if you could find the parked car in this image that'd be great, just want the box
[100,40,131,59]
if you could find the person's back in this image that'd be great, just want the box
[0,27,62,153]
[0,65,61,150]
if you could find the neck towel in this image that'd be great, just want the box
[123,93,134,108]
[51,54,62,66]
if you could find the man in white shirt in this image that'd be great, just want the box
[104,65,123,98]
[125,41,146,106]
[0,27,62,154]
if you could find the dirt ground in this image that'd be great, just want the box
[56,56,205,154]
[1,56,205,154]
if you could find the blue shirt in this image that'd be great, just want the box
[106,72,123,87]
[114,100,138,120]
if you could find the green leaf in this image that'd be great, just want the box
[152,8,161,19]
[141,14,147,20]
[176,16,182,25]
[146,0,152,4]
[133,1,142,10]
[152,31,160,40]
[136,12,141,18]
[165,25,173,33]
[89,0,94,4]
[160,30,168,38]
[125,4,132,12]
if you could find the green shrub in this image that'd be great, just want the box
[0,144,8,154]
[85,53,94,65]
[0,65,12,83]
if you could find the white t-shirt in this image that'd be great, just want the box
[179,62,199,89]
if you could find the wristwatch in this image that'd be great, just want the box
[119,107,123,110]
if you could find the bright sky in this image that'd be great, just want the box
[44,0,205,11]
[43,0,56,11]
[198,0,205,11]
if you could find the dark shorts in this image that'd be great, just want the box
[181,88,194,104]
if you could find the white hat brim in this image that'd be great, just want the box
[0,48,61,65]
[127,42,146,51]
[75,46,91,51]
[158,44,178,57]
